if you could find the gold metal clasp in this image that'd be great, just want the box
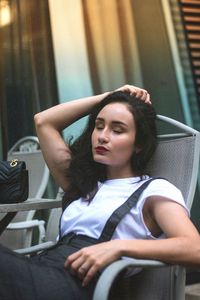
[10,159,18,167]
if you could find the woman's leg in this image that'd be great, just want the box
[29,242,98,300]
[0,243,97,300]
[0,244,36,300]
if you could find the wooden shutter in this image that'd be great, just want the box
[179,0,200,100]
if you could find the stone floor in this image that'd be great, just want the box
[185,284,200,299]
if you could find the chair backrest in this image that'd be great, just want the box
[143,116,200,299]
[7,136,49,198]
[146,115,200,210]
[126,116,200,300]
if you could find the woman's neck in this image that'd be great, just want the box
[106,166,136,180]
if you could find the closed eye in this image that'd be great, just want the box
[95,120,104,130]
[112,123,126,134]
[113,128,123,134]
[95,118,128,133]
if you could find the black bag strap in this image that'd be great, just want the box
[0,212,17,235]
[98,177,165,242]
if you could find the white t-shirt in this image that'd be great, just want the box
[60,176,188,241]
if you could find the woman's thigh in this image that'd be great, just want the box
[0,243,96,300]
[0,244,36,300]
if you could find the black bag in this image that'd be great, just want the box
[0,159,29,234]
[0,159,29,204]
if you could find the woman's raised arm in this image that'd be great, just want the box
[34,92,109,190]
[34,85,150,190]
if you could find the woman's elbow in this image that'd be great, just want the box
[193,238,200,264]
[34,112,52,135]
[185,236,200,266]
[34,112,45,129]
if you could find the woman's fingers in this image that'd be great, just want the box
[115,84,151,104]
[139,90,151,104]
[64,248,95,281]
[64,251,84,275]
[64,241,121,286]
[81,264,99,287]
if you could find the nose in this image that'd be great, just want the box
[98,128,109,144]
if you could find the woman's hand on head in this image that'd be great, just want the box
[115,84,151,104]
[64,240,122,287]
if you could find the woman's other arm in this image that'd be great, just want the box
[65,198,200,286]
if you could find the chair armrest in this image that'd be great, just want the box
[6,219,46,245]
[15,241,56,255]
[0,198,62,213]
[6,219,45,230]
[93,259,167,300]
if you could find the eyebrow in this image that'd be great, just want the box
[95,117,128,127]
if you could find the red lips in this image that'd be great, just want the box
[95,146,109,155]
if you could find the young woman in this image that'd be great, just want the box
[0,85,199,300]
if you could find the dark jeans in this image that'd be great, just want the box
[0,234,100,300]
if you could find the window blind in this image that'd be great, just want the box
[179,0,200,101]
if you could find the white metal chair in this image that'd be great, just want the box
[15,188,63,255]
[0,136,50,250]
[13,116,200,299]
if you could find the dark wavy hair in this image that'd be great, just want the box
[63,91,157,207]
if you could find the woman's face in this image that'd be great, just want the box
[91,102,137,179]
